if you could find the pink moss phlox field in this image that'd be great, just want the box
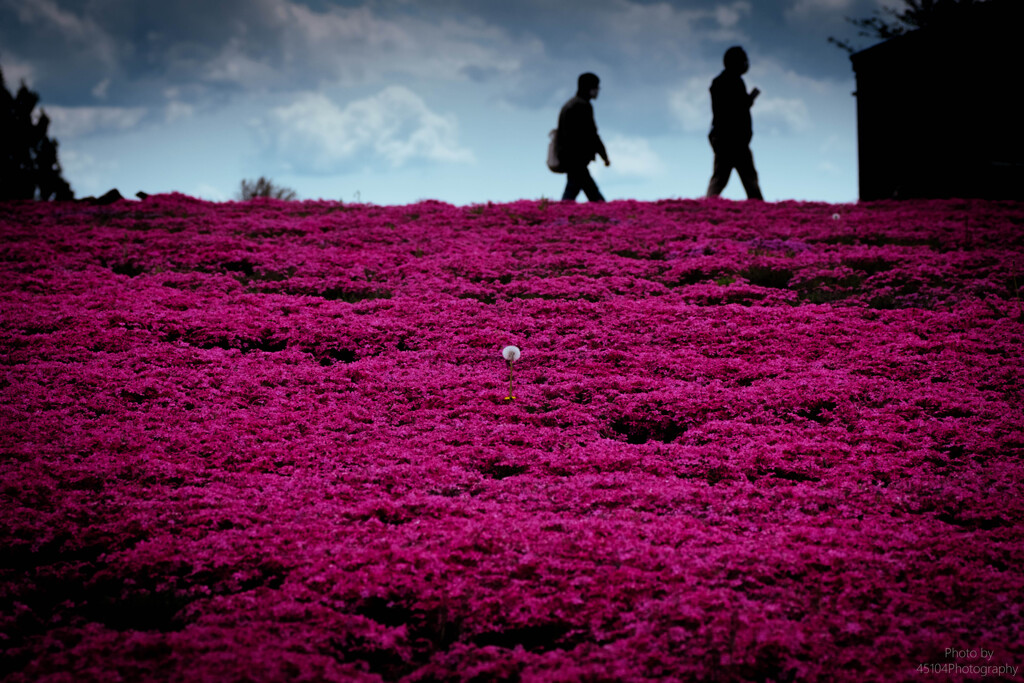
[2,194,1023,681]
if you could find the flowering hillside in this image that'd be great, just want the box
[2,195,1023,681]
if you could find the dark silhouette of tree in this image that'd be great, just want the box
[238,176,297,201]
[1,67,74,201]
[829,0,1002,53]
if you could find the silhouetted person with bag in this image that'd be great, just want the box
[706,46,763,200]
[557,72,610,202]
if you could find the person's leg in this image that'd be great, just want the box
[706,146,733,197]
[735,146,763,200]
[579,167,605,202]
[562,168,583,201]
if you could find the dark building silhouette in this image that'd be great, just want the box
[850,2,1024,200]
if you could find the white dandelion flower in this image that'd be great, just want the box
[502,345,521,363]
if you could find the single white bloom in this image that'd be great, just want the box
[831,213,841,220]
[502,345,521,362]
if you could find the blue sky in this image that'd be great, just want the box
[1,0,902,204]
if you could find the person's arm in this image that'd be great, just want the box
[586,102,610,165]
[596,134,609,166]
[749,87,760,107]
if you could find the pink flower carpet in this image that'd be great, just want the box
[1,195,1022,681]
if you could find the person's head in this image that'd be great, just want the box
[723,46,748,74]
[577,72,600,99]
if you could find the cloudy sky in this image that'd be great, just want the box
[1,0,902,204]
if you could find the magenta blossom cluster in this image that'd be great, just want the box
[1,195,1023,681]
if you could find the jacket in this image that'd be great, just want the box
[556,94,607,168]
[709,70,754,147]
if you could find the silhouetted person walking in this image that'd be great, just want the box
[706,46,763,200]
[557,72,610,202]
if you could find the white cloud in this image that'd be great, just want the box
[3,0,533,107]
[1,53,35,88]
[755,97,811,135]
[602,133,666,178]
[716,2,753,28]
[58,148,118,196]
[194,184,230,202]
[190,0,526,91]
[260,86,474,174]
[598,1,751,57]
[494,0,754,108]
[819,134,844,154]
[165,101,194,123]
[203,38,282,86]
[8,0,118,68]
[668,77,711,134]
[817,160,843,175]
[3,0,759,121]
[91,78,111,100]
[787,0,855,21]
[44,105,147,139]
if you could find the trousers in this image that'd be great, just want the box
[706,141,763,200]
[562,166,605,202]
